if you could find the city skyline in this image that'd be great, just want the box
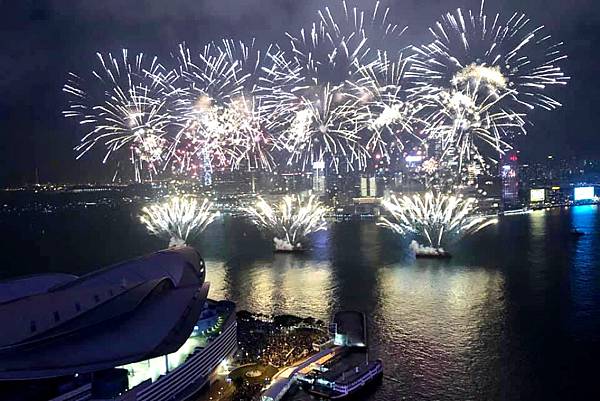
[0,0,597,185]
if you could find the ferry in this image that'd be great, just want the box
[501,207,532,216]
[303,358,383,399]
[297,311,383,399]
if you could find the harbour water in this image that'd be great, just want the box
[1,205,599,400]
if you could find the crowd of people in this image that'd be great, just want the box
[235,311,329,368]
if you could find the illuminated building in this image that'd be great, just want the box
[500,152,520,209]
[360,175,377,198]
[1,248,237,401]
[574,186,597,203]
[0,247,209,381]
[312,161,326,194]
[530,188,546,207]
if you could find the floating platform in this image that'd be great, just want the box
[415,251,452,259]
[299,351,383,400]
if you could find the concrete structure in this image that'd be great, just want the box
[0,247,209,381]
[261,348,339,401]
[332,311,367,348]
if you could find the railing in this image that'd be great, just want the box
[136,318,237,401]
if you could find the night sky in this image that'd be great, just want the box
[0,0,598,185]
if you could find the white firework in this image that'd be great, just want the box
[244,194,328,250]
[169,40,277,173]
[276,84,367,171]
[63,50,174,181]
[379,191,497,249]
[262,0,407,172]
[290,0,406,85]
[351,53,425,160]
[419,86,526,175]
[408,0,569,111]
[140,196,218,247]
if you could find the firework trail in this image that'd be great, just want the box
[404,0,569,183]
[140,196,218,247]
[273,83,367,171]
[244,194,328,251]
[351,53,426,161]
[418,86,526,176]
[408,0,569,111]
[169,40,277,176]
[63,0,570,186]
[262,0,408,171]
[63,50,175,182]
[290,0,406,85]
[379,191,497,249]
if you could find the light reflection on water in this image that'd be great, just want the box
[0,206,599,399]
[570,205,600,339]
[206,256,334,319]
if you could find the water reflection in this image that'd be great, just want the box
[374,264,505,399]
[570,205,600,338]
[205,254,334,320]
[2,209,600,399]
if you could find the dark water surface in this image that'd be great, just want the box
[1,205,599,400]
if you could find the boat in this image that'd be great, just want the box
[502,208,532,216]
[415,251,452,259]
[273,238,307,253]
[303,359,383,399]
[409,241,452,259]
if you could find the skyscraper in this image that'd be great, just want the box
[500,152,520,209]
[312,161,326,194]
[360,175,377,197]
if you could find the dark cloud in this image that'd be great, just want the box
[0,0,598,185]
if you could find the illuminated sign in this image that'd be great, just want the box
[312,161,325,170]
[530,189,545,203]
[574,187,595,201]
[551,186,561,191]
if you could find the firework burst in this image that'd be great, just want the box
[244,194,328,251]
[169,40,277,175]
[140,196,218,247]
[262,0,408,172]
[273,84,367,171]
[416,85,526,179]
[408,0,569,111]
[351,53,425,161]
[289,0,406,84]
[63,50,174,181]
[379,191,497,249]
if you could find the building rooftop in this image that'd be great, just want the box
[0,247,209,380]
